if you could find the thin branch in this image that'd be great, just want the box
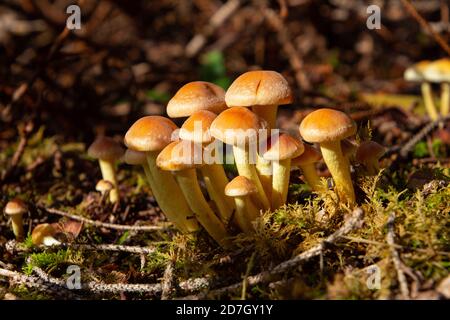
[41,207,169,232]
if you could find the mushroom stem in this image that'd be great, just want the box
[441,83,450,116]
[98,159,119,203]
[271,159,291,210]
[146,152,199,233]
[200,164,234,224]
[233,197,258,233]
[319,141,355,205]
[232,146,270,211]
[174,169,230,247]
[300,163,323,191]
[421,82,439,120]
[10,215,25,241]
[252,105,278,129]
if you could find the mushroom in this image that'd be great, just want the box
[291,144,324,191]
[31,223,60,246]
[225,70,294,198]
[261,133,304,209]
[404,60,439,121]
[156,140,230,247]
[124,116,199,233]
[299,108,357,205]
[167,81,227,118]
[425,58,450,117]
[224,176,259,233]
[4,199,27,241]
[355,141,386,176]
[87,136,124,203]
[180,110,234,224]
[210,107,271,210]
[95,179,113,204]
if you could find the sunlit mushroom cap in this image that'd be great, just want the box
[291,144,322,166]
[424,58,450,83]
[88,136,124,162]
[179,110,217,143]
[261,133,304,161]
[225,176,257,197]
[123,149,147,165]
[167,81,227,118]
[225,70,293,107]
[299,108,356,143]
[124,116,178,152]
[404,60,432,82]
[355,141,386,163]
[4,199,27,216]
[95,179,113,193]
[31,223,60,246]
[210,107,267,145]
[156,140,204,171]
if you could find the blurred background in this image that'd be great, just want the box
[0,0,449,147]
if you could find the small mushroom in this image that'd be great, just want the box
[291,144,323,191]
[225,70,294,199]
[300,108,357,205]
[404,61,439,121]
[210,107,271,210]
[180,110,234,224]
[4,199,27,241]
[157,140,230,247]
[225,176,259,233]
[125,116,200,233]
[95,179,113,204]
[425,58,450,117]
[87,136,124,203]
[355,141,386,176]
[261,133,304,209]
[31,223,60,246]
[167,81,227,118]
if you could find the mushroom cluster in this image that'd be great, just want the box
[80,70,387,247]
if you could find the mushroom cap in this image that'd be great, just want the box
[210,107,267,145]
[31,223,57,246]
[404,60,432,82]
[123,149,147,165]
[4,199,27,216]
[341,139,358,158]
[225,176,257,197]
[179,110,217,143]
[425,58,450,83]
[291,143,322,166]
[261,133,304,161]
[355,141,386,163]
[124,116,178,152]
[225,70,293,107]
[167,81,227,118]
[95,179,113,192]
[156,140,203,171]
[87,136,124,162]
[299,108,356,143]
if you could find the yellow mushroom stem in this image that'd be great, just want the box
[233,196,259,233]
[174,169,230,248]
[232,146,270,211]
[252,105,278,201]
[441,83,449,116]
[98,159,119,203]
[146,152,199,233]
[200,164,235,224]
[271,159,291,210]
[319,141,355,205]
[10,215,25,241]
[299,163,323,192]
[421,82,439,121]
